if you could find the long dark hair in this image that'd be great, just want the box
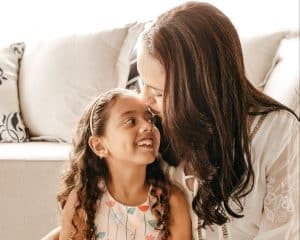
[142,2,296,227]
[57,89,170,239]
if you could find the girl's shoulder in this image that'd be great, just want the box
[168,184,192,239]
[169,184,188,206]
[64,189,80,209]
[62,188,86,218]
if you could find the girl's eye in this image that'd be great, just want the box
[125,118,136,125]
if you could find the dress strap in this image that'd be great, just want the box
[183,175,195,180]
[221,223,230,239]
[198,220,206,240]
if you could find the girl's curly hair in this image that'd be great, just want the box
[57,88,170,239]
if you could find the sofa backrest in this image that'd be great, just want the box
[17,27,299,142]
[19,22,144,142]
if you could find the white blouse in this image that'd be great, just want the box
[162,110,299,240]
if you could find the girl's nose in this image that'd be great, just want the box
[141,119,153,133]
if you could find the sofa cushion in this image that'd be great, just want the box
[19,22,145,142]
[241,31,288,90]
[263,34,299,116]
[0,42,28,142]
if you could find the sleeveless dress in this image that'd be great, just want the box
[94,184,160,240]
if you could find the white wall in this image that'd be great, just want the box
[0,0,298,45]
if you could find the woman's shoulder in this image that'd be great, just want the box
[268,109,299,123]
[251,110,299,166]
[252,110,299,138]
[268,109,297,124]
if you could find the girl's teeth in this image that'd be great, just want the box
[138,139,153,146]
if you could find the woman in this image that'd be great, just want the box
[137,1,299,240]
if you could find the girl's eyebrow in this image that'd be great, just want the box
[120,109,153,118]
[120,110,137,118]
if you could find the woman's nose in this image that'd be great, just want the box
[142,86,152,103]
[141,86,155,105]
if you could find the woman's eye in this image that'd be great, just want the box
[148,117,155,124]
[151,89,163,97]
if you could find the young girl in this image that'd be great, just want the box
[57,88,191,240]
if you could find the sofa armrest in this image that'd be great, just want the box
[0,142,70,239]
[40,226,61,240]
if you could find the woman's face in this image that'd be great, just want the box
[137,39,165,117]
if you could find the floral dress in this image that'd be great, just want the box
[94,184,160,240]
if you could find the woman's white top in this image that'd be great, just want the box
[162,110,299,240]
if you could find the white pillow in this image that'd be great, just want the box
[241,31,288,90]
[0,43,28,142]
[19,22,145,142]
[263,35,299,116]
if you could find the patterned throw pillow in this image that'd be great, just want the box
[0,43,28,142]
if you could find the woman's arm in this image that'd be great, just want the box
[169,185,192,239]
[254,113,299,239]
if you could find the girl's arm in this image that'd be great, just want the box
[40,226,60,240]
[169,186,192,239]
[59,190,86,240]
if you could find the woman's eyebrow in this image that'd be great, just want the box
[143,82,163,91]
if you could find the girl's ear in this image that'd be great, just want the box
[88,136,108,158]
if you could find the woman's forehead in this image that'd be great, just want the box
[137,49,165,89]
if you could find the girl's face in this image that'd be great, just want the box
[137,39,165,117]
[101,94,160,166]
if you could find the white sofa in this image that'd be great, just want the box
[0,24,298,240]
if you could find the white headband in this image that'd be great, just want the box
[89,98,99,136]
